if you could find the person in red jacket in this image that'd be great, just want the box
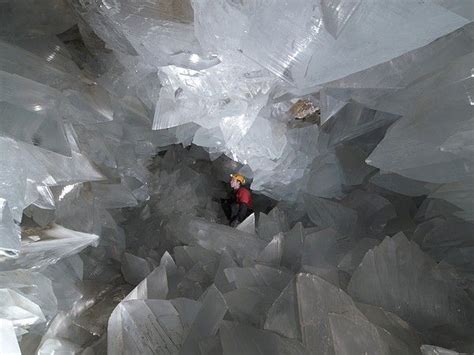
[222,173,253,227]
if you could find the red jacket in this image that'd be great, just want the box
[235,187,253,209]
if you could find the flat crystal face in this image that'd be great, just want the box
[0,0,472,353]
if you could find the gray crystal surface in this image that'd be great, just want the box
[348,233,474,343]
[0,1,472,353]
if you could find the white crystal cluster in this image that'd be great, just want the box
[0,0,473,354]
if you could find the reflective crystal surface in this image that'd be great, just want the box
[0,1,472,353]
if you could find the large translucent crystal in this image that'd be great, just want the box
[0,289,46,333]
[1,0,473,353]
[107,299,186,354]
[240,0,467,87]
[264,272,422,354]
[169,216,267,261]
[220,320,308,355]
[0,0,75,38]
[429,180,474,221]
[0,270,57,321]
[180,285,227,354]
[348,233,474,343]
[304,196,358,236]
[153,53,277,164]
[0,225,99,271]
[0,199,21,256]
[367,53,474,184]
[124,266,168,301]
[0,319,21,355]
[320,0,362,39]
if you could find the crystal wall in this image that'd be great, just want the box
[0,0,473,354]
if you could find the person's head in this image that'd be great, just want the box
[230,173,245,190]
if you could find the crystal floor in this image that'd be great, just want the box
[0,1,473,354]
